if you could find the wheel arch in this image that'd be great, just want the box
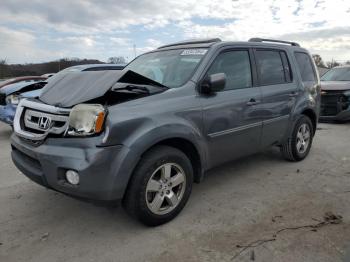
[141,137,204,183]
[301,108,317,134]
[117,125,207,201]
[283,106,317,144]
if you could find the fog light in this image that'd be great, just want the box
[66,170,79,185]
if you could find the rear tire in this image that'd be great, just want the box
[281,115,314,161]
[123,145,193,226]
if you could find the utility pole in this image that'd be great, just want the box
[133,44,137,58]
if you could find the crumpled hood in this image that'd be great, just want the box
[39,70,123,107]
[321,81,350,91]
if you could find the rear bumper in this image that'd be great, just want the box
[11,134,139,201]
[0,104,16,125]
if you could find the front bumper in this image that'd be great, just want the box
[11,134,139,201]
[319,107,350,122]
[0,104,16,125]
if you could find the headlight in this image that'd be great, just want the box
[67,104,106,136]
[6,94,20,105]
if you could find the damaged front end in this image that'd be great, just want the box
[11,70,168,200]
[13,70,167,143]
[320,82,350,122]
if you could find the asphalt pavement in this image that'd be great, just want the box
[0,122,350,262]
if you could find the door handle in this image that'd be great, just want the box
[289,91,299,97]
[246,98,260,106]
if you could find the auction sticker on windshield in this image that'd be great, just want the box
[181,49,208,56]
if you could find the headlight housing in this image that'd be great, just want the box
[67,104,106,136]
[6,94,20,105]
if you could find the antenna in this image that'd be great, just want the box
[133,44,136,58]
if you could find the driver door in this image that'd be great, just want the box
[200,49,263,168]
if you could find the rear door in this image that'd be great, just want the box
[254,49,298,148]
[200,48,263,168]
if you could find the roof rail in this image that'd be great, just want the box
[249,38,300,47]
[158,38,222,49]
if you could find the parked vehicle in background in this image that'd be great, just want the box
[320,65,350,122]
[0,64,125,126]
[11,38,320,226]
[317,66,329,77]
[1,88,46,126]
[0,76,47,89]
[0,80,46,125]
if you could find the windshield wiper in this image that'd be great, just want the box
[117,70,169,90]
[115,84,150,94]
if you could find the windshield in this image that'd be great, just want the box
[321,67,350,81]
[125,48,208,88]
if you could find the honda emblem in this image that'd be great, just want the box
[38,116,51,130]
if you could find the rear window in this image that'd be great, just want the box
[255,50,292,85]
[295,52,316,82]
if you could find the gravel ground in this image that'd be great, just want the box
[0,121,350,262]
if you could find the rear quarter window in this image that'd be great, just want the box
[294,52,316,82]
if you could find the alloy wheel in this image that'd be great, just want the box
[145,163,186,215]
[296,123,310,154]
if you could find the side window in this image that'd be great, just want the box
[255,50,287,85]
[294,52,316,82]
[206,50,252,91]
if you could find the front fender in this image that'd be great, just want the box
[129,122,208,165]
[104,118,208,200]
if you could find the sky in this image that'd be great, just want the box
[0,0,349,64]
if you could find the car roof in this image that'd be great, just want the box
[156,38,307,53]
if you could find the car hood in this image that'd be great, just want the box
[39,70,123,107]
[39,70,167,108]
[0,81,46,96]
[321,81,350,91]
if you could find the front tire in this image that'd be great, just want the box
[123,145,193,226]
[281,115,314,161]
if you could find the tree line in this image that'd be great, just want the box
[312,54,350,68]
[0,56,127,79]
[0,55,349,79]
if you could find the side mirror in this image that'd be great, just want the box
[199,73,226,94]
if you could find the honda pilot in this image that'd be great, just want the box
[11,38,320,226]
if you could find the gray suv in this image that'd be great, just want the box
[11,38,320,226]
